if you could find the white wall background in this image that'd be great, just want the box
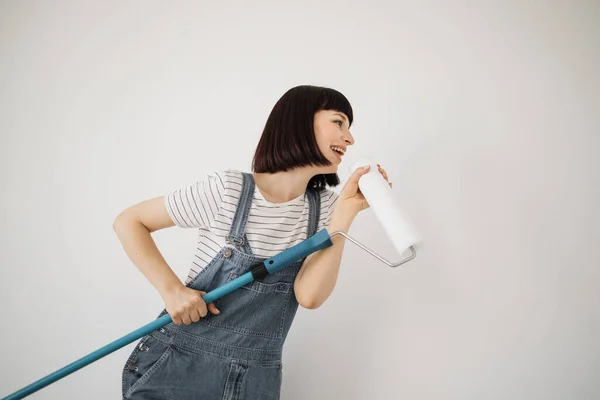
[1,1,598,399]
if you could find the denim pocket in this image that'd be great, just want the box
[199,271,293,339]
[243,360,283,399]
[122,336,173,398]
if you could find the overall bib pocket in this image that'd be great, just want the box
[200,272,294,339]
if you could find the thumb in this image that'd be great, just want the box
[348,165,371,184]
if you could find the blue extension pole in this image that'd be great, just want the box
[3,229,333,400]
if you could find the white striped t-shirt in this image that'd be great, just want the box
[164,169,339,284]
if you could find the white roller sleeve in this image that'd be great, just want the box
[350,157,422,255]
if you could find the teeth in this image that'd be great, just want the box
[330,146,345,155]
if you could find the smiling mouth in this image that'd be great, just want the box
[330,146,345,159]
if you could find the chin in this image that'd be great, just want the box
[317,158,339,174]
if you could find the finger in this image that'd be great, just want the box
[349,165,371,184]
[193,291,210,317]
[198,304,208,318]
[181,313,192,325]
[377,164,389,181]
[208,303,220,314]
[171,314,182,326]
[190,308,201,323]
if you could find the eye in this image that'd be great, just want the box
[334,120,343,127]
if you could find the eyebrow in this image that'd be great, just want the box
[333,113,347,121]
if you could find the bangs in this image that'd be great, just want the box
[318,89,354,127]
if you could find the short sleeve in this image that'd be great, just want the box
[164,170,226,229]
[317,189,339,231]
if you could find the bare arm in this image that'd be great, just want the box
[112,197,218,324]
[294,164,391,309]
[113,196,181,296]
[294,206,355,309]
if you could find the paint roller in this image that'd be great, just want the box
[2,160,421,400]
[346,157,421,264]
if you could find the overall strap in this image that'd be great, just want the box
[305,187,321,238]
[225,172,255,248]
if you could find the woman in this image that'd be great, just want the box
[114,85,390,399]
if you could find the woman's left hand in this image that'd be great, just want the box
[336,164,391,216]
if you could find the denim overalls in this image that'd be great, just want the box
[122,172,321,399]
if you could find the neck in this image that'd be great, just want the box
[252,166,322,203]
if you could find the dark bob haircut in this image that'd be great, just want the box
[251,85,354,190]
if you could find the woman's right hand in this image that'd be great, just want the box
[162,285,220,325]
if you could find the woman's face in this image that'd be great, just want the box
[313,110,355,172]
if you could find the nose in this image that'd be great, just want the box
[344,130,355,146]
